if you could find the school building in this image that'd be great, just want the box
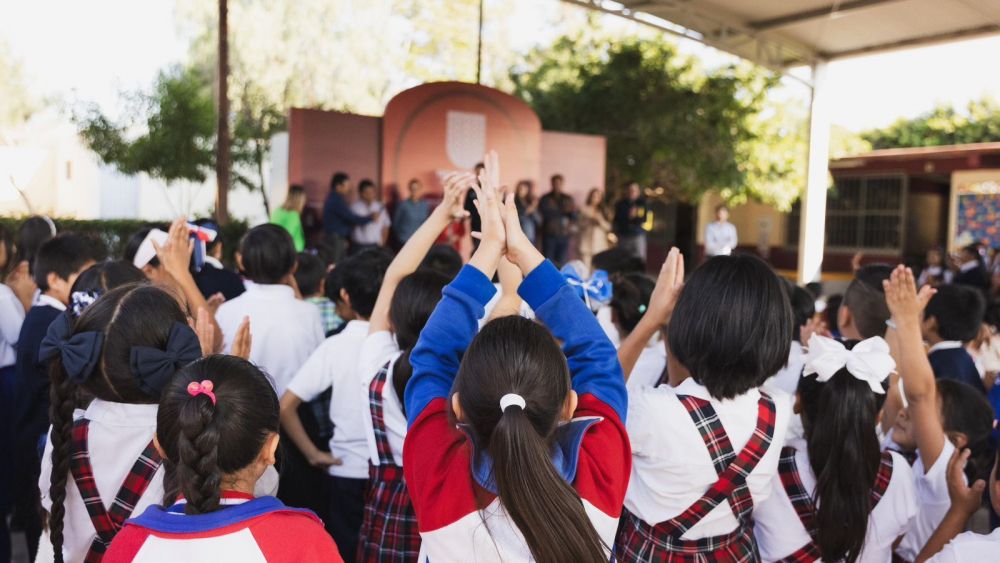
[698,142,1000,280]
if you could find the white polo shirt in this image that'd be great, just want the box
[895,439,958,561]
[625,378,791,540]
[754,438,917,562]
[356,331,407,467]
[929,529,1000,562]
[216,282,324,397]
[350,201,390,246]
[626,337,667,391]
[286,320,371,479]
[0,283,25,368]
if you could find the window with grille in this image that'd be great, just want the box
[786,174,905,251]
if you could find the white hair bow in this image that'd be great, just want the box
[803,334,896,394]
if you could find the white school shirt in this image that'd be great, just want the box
[626,337,667,391]
[356,331,407,466]
[286,320,371,479]
[0,283,26,368]
[36,400,281,563]
[216,282,324,397]
[928,528,1000,562]
[895,439,957,561]
[350,200,390,246]
[754,438,917,563]
[625,378,791,539]
[705,221,738,256]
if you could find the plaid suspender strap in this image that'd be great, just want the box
[662,394,777,537]
[777,449,895,563]
[369,361,396,466]
[69,419,162,562]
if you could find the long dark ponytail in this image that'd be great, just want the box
[47,284,188,562]
[798,340,887,563]
[390,270,449,414]
[156,355,279,514]
[453,316,606,563]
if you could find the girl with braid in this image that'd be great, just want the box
[106,356,342,561]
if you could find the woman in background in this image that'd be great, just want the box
[272,185,308,252]
[578,188,612,270]
[514,180,540,246]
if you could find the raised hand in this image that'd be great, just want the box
[646,247,685,327]
[231,315,252,360]
[502,190,543,275]
[433,172,475,221]
[192,307,220,356]
[153,217,195,281]
[469,150,506,250]
[945,448,987,517]
[883,265,935,329]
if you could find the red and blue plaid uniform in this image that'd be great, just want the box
[69,419,161,562]
[356,361,421,562]
[615,394,776,562]
[774,446,894,562]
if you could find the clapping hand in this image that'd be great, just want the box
[469,150,506,251]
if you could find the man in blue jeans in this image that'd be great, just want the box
[539,174,577,267]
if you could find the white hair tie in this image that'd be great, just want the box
[499,393,526,412]
[803,334,896,394]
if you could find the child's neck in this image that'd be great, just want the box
[925,332,945,346]
[666,356,691,388]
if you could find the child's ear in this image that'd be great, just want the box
[339,288,352,309]
[318,277,326,296]
[451,393,464,422]
[152,434,168,460]
[949,431,969,450]
[235,252,244,272]
[562,390,578,421]
[838,305,852,333]
[793,393,802,415]
[260,432,280,466]
[46,272,61,292]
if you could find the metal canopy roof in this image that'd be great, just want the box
[565,0,1000,70]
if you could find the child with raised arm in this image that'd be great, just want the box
[354,171,471,562]
[615,248,794,560]
[403,151,629,563]
[882,265,995,561]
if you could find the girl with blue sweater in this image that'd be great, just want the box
[402,152,630,563]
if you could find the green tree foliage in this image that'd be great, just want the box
[78,65,216,183]
[511,32,793,206]
[863,96,1000,149]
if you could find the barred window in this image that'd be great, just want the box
[786,174,905,251]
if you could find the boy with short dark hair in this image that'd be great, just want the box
[14,233,100,560]
[923,284,986,392]
[280,248,392,562]
[295,252,342,335]
[838,264,894,339]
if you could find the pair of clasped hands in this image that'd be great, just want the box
[441,151,545,278]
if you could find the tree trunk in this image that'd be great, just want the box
[258,143,271,217]
[215,0,231,224]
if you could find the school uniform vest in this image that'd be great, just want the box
[616,393,777,562]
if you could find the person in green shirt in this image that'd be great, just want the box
[271,184,307,251]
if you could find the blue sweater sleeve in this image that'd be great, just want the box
[518,261,627,422]
[405,265,497,428]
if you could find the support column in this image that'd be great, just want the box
[797,60,831,284]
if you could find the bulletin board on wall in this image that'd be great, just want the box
[950,172,1000,250]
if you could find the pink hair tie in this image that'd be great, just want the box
[187,380,217,405]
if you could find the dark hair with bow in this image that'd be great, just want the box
[44,283,199,562]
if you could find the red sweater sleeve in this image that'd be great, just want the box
[573,393,631,517]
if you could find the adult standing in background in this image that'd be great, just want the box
[271,184,308,252]
[579,187,613,269]
[393,178,429,245]
[514,180,540,245]
[539,173,577,266]
[613,182,649,260]
[323,172,375,262]
[350,179,391,253]
[463,162,486,251]
[704,204,738,257]
[952,243,991,292]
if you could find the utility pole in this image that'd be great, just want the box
[476,0,484,84]
[215,0,231,224]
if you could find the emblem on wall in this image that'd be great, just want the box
[446,111,486,169]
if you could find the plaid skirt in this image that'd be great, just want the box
[356,462,421,563]
[614,509,759,563]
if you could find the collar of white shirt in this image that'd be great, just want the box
[929,340,964,353]
[85,398,158,427]
[36,293,67,311]
[243,281,295,299]
[203,256,224,269]
[959,260,979,273]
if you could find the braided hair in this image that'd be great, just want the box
[46,284,188,562]
[156,355,279,514]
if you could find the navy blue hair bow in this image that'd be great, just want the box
[130,322,203,396]
[39,313,105,384]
